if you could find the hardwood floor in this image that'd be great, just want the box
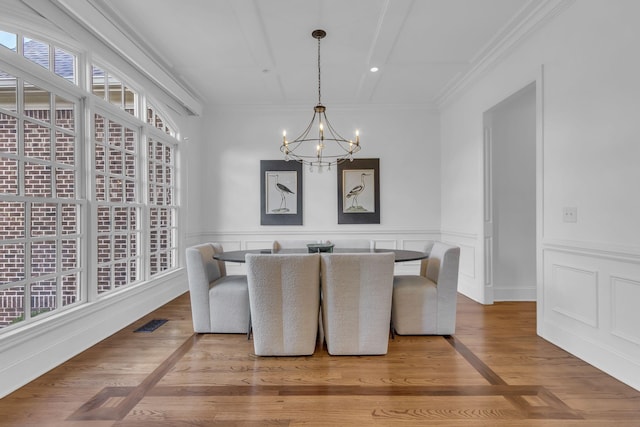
[1,293,639,426]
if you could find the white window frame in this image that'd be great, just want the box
[0,56,86,328]
[0,25,182,332]
[90,104,145,299]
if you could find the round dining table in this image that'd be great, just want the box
[213,248,428,263]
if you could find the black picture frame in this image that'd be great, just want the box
[260,160,303,225]
[337,158,380,224]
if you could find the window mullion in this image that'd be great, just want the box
[55,201,62,311]
[24,202,32,321]
[140,129,149,282]
[86,101,98,302]
[49,91,56,198]
[77,96,88,304]
[48,43,54,73]
[17,77,25,198]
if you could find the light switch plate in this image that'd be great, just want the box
[563,207,577,223]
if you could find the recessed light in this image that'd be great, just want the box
[370,67,379,73]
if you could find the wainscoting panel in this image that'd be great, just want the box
[541,242,640,391]
[484,236,493,286]
[219,240,243,251]
[400,239,428,251]
[441,230,483,303]
[549,263,598,328]
[611,275,640,346]
[374,239,399,250]
[245,240,273,250]
[441,230,477,280]
[395,239,431,274]
[459,243,476,280]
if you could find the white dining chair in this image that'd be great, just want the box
[320,252,395,355]
[246,253,320,356]
[391,242,460,335]
[185,243,250,334]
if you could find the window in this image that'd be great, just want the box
[146,102,178,276]
[23,38,49,70]
[0,28,181,331]
[148,137,177,276]
[3,33,78,85]
[94,113,141,294]
[0,67,82,328]
[0,30,17,51]
[147,103,175,137]
[92,65,137,116]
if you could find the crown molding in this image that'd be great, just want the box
[435,0,576,109]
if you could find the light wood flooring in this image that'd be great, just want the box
[1,293,639,426]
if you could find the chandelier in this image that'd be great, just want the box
[281,29,361,172]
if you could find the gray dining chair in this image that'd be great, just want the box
[320,252,395,355]
[391,242,460,335]
[185,243,250,334]
[246,253,320,356]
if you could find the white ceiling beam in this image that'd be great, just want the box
[229,0,285,103]
[355,0,415,103]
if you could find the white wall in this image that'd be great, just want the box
[181,115,208,243]
[486,85,537,301]
[440,0,640,390]
[190,104,442,274]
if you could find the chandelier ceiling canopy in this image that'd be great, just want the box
[280,29,361,172]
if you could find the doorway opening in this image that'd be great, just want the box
[483,83,537,302]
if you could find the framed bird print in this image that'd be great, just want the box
[260,160,303,225]
[337,158,380,224]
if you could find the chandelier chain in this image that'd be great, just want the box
[317,35,322,105]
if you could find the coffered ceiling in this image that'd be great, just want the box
[89,0,532,108]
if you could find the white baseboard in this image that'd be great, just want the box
[458,276,488,304]
[0,270,188,399]
[494,286,537,301]
[540,320,640,392]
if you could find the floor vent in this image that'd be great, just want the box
[134,319,168,333]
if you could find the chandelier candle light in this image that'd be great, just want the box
[281,29,361,172]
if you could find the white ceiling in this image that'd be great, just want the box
[96,0,531,107]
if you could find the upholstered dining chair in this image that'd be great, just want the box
[246,253,320,356]
[320,252,395,355]
[391,242,460,335]
[185,243,250,334]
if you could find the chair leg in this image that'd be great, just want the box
[247,312,252,340]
